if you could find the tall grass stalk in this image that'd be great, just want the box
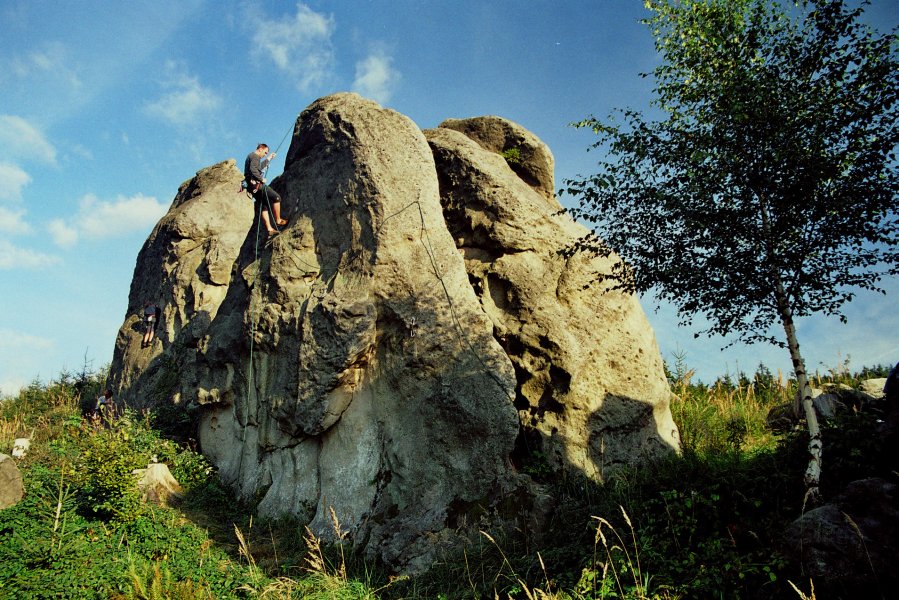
[787,579,817,599]
[590,508,650,599]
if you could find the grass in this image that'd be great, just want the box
[0,360,894,598]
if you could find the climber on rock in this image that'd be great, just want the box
[141,300,161,348]
[244,143,287,236]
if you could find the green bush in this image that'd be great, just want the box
[0,376,266,598]
[500,147,523,165]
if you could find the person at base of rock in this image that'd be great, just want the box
[141,301,161,348]
[94,389,114,422]
[244,143,287,236]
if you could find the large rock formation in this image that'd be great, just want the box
[426,119,678,479]
[109,160,253,409]
[108,93,679,571]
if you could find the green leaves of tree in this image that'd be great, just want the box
[564,0,898,344]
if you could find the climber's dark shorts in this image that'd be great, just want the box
[253,184,281,209]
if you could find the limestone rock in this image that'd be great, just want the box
[108,159,253,409]
[133,463,183,505]
[11,438,30,458]
[860,378,886,399]
[426,120,679,479]
[439,116,555,200]
[0,454,24,509]
[108,93,679,571]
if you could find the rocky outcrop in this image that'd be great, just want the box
[108,160,253,410]
[134,463,183,506]
[0,454,24,509]
[108,93,679,571]
[426,121,678,479]
[438,116,555,200]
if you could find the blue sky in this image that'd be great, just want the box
[0,0,896,394]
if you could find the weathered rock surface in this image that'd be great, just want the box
[0,454,24,509]
[11,437,30,458]
[108,93,679,571]
[785,478,899,596]
[426,121,679,479]
[108,159,253,410]
[438,116,555,200]
[860,377,886,399]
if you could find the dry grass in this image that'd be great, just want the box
[669,367,793,454]
[787,578,816,599]
[0,412,26,450]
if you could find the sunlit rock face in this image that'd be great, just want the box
[109,93,679,572]
[426,119,679,481]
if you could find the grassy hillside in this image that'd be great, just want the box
[0,361,893,599]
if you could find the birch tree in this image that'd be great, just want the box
[564,0,898,502]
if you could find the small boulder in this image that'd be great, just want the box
[133,463,183,506]
[0,454,24,509]
[811,391,844,420]
[11,438,30,458]
[784,478,899,595]
[860,378,886,400]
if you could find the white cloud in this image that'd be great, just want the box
[0,330,55,395]
[48,193,168,248]
[144,61,223,127]
[0,115,58,165]
[0,207,31,234]
[0,239,60,269]
[353,51,400,104]
[48,219,79,248]
[0,162,32,202]
[77,193,168,236]
[250,4,336,92]
[8,42,81,89]
[0,376,28,397]
[69,143,94,161]
[0,329,54,352]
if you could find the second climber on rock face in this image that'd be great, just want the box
[244,143,287,236]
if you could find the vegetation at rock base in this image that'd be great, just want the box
[1,359,895,598]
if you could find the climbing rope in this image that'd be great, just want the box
[331,193,515,400]
[238,119,296,478]
[235,145,519,479]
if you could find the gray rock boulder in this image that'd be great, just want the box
[108,93,679,571]
[425,121,679,479]
[107,160,253,410]
[785,478,899,595]
[0,454,24,509]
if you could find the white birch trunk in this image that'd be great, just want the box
[775,286,822,504]
[757,191,822,503]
